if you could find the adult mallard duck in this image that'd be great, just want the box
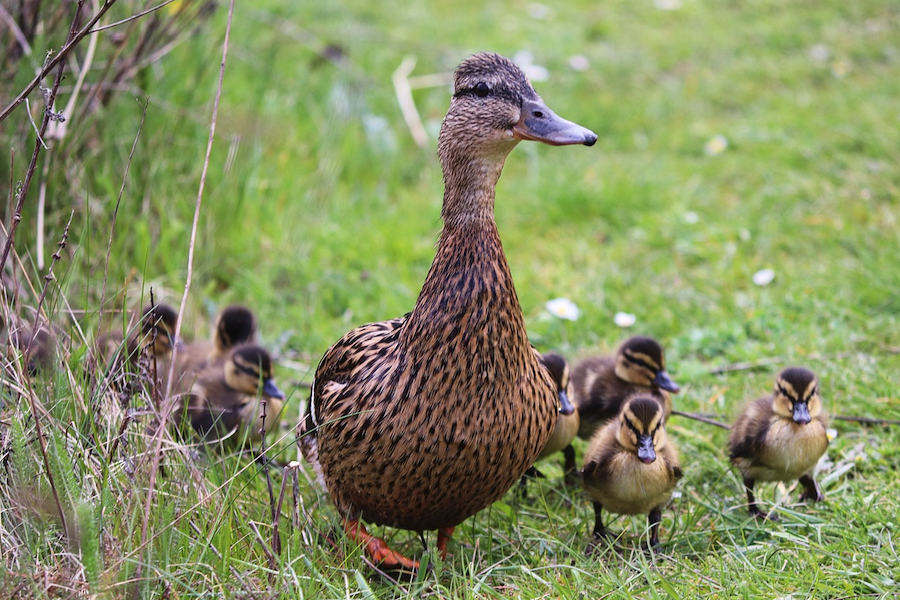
[729,367,829,519]
[582,395,682,550]
[300,52,596,570]
[176,344,285,446]
[571,335,680,441]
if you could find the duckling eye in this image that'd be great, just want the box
[474,82,490,97]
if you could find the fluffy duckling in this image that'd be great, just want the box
[583,395,682,549]
[4,315,55,375]
[94,303,180,370]
[175,305,258,377]
[729,367,829,519]
[300,52,596,571]
[532,352,579,473]
[176,344,285,446]
[571,336,680,441]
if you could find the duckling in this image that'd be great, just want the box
[571,336,680,442]
[729,367,829,519]
[176,344,285,446]
[582,395,682,550]
[4,314,55,375]
[529,352,579,475]
[299,52,596,571]
[175,305,258,377]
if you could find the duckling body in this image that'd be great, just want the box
[300,52,596,569]
[583,395,681,549]
[535,352,579,466]
[177,344,285,446]
[174,305,258,387]
[571,336,679,441]
[729,367,828,518]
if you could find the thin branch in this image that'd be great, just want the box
[23,210,75,537]
[0,3,32,56]
[833,415,900,426]
[23,99,49,150]
[671,410,731,430]
[0,1,84,274]
[139,0,236,585]
[707,351,859,375]
[392,56,429,148]
[89,0,177,33]
[0,0,119,124]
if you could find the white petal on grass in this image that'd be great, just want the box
[527,3,552,20]
[826,428,838,442]
[568,55,590,71]
[614,312,637,328]
[654,0,682,9]
[546,297,580,321]
[752,268,775,286]
[513,50,549,82]
[684,211,699,224]
[704,134,729,156]
[809,43,829,63]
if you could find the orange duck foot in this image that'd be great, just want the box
[437,527,454,560]
[344,519,420,572]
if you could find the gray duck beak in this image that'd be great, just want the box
[558,389,575,416]
[263,378,285,400]
[637,434,656,464]
[792,401,811,425]
[653,370,680,394]
[513,97,597,147]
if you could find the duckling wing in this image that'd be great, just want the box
[728,397,772,464]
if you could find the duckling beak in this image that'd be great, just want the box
[792,401,811,425]
[653,370,680,393]
[263,378,285,400]
[558,389,575,416]
[637,434,656,464]
[513,98,597,146]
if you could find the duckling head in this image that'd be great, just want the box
[438,54,595,204]
[614,336,680,393]
[214,305,257,353]
[141,303,180,356]
[540,352,575,416]
[617,395,668,464]
[772,367,821,425]
[224,344,285,400]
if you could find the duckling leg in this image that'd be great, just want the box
[798,474,824,503]
[344,519,419,571]
[591,502,609,540]
[563,445,577,473]
[647,507,662,550]
[436,527,454,560]
[743,478,776,520]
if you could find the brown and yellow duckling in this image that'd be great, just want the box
[582,395,682,550]
[729,367,829,519]
[94,303,180,370]
[525,352,579,478]
[176,344,285,446]
[175,305,258,379]
[571,335,680,441]
[299,52,596,571]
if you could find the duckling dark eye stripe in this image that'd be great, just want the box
[777,384,796,402]
[624,354,656,372]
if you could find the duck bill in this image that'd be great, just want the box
[558,389,575,416]
[263,379,285,400]
[637,435,656,464]
[512,98,597,147]
[792,401,811,425]
[653,370,680,394]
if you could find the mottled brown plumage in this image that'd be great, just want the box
[729,367,829,519]
[582,395,682,549]
[571,336,679,441]
[300,52,596,570]
[176,344,284,446]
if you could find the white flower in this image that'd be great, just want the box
[809,43,829,63]
[513,50,549,82]
[826,428,838,442]
[527,3,552,20]
[568,55,590,72]
[704,134,729,156]
[684,211,699,224]
[752,268,775,286]
[614,312,637,328]
[654,0,682,9]
[546,297,580,321]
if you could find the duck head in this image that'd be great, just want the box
[772,366,822,425]
[617,395,668,464]
[540,351,575,416]
[141,303,180,356]
[214,305,257,354]
[225,344,285,400]
[614,336,680,394]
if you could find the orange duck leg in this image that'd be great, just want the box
[344,519,420,571]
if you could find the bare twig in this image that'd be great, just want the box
[392,56,429,148]
[23,99,49,150]
[671,410,731,430]
[22,210,75,537]
[0,0,120,124]
[139,0,236,586]
[833,415,900,426]
[0,1,84,274]
[88,0,177,33]
[708,351,859,374]
[273,463,296,555]
[248,520,278,577]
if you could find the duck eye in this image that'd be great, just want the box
[474,82,490,97]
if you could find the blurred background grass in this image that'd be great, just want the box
[2,0,899,597]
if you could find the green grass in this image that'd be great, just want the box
[2,0,900,597]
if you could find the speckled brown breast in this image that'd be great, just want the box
[310,223,557,531]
